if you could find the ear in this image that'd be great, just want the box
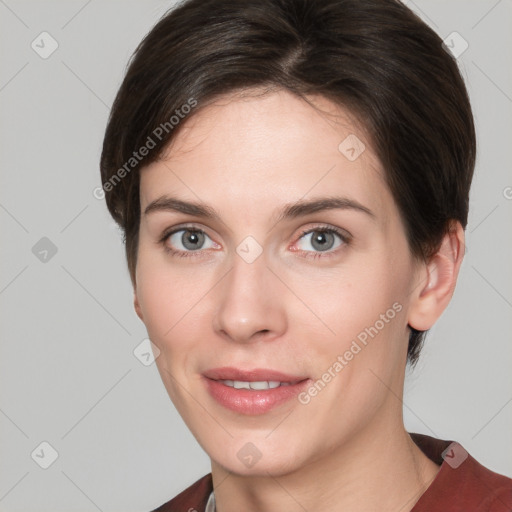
[134,289,144,322]
[407,220,465,331]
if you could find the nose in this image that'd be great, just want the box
[212,249,287,344]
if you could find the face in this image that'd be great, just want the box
[134,89,421,476]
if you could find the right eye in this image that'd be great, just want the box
[160,227,221,258]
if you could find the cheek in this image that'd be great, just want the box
[137,244,204,354]
[295,268,409,440]
[310,263,402,331]
[135,243,204,337]
[303,255,411,383]
[135,252,207,404]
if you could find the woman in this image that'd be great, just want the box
[99,0,512,510]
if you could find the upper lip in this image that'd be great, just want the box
[203,367,308,383]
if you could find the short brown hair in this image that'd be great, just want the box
[100,0,476,365]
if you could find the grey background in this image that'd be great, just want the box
[0,0,511,511]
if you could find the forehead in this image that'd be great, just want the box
[139,89,393,223]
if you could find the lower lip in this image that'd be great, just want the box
[203,377,310,415]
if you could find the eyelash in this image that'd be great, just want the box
[295,226,350,260]
[158,224,351,260]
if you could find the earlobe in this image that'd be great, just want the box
[408,221,465,331]
[134,291,144,322]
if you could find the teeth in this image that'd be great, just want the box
[220,380,292,390]
[249,381,270,390]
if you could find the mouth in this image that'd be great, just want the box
[202,367,310,415]
[217,379,296,389]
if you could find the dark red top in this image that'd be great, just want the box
[151,433,512,511]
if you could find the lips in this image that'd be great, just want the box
[203,367,307,383]
[202,366,310,415]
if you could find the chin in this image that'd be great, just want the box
[206,437,308,477]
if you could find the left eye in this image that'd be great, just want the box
[296,229,345,253]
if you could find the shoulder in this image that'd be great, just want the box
[464,457,512,512]
[149,473,213,512]
[410,433,512,512]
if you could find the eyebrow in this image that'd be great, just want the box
[143,195,375,222]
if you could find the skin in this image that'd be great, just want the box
[133,89,465,511]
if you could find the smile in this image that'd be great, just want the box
[202,367,310,415]
[218,380,294,389]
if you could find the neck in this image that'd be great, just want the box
[211,405,440,512]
